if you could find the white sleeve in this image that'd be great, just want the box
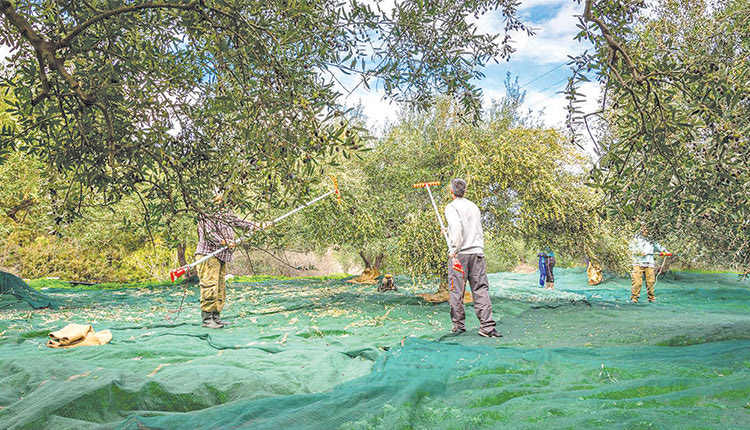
[445,205,463,256]
[629,239,639,255]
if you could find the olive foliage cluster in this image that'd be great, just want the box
[570,0,750,270]
[0,0,531,230]
[295,91,631,283]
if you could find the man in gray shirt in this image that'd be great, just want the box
[444,178,502,338]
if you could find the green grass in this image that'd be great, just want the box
[25,278,71,290]
[25,273,352,291]
[583,383,689,401]
[470,389,535,407]
[677,268,743,275]
[26,277,185,291]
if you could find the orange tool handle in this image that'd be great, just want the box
[412,181,440,189]
[332,175,342,203]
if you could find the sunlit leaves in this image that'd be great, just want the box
[569,0,750,269]
[0,0,529,233]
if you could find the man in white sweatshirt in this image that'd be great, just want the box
[444,178,502,338]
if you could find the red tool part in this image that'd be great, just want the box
[332,175,342,203]
[170,266,187,282]
[452,258,465,274]
[412,181,441,189]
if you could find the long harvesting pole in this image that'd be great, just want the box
[413,181,463,274]
[170,176,341,281]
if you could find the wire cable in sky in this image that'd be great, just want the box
[519,62,567,89]
[526,77,570,108]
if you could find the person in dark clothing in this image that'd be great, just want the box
[538,248,556,290]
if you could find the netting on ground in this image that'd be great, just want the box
[1,268,749,429]
[0,271,58,310]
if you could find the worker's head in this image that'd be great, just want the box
[450,178,467,199]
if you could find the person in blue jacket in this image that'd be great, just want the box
[538,248,556,290]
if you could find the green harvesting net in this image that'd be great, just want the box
[1,269,749,429]
[0,271,58,310]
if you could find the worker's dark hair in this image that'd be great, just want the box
[451,178,467,198]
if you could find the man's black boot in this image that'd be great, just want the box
[213,311,230,327]
[202,311,223,329]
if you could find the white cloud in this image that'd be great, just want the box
[324,67,399,136]
[517,0,570,11]
[472,1,597,128]
[0,44,12,63]
[471,0,587,65]
[472,7,507,35]
[520,79,601,127]
[344,88,399,135]
[507,2,588,65]
[339,1,595,135]
[522,79,604,158]
[523,87,567,124]
[482,86,508,106]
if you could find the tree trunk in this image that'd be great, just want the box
[349,250,381,284]
[177,242,188,266]
[359,250,372,270]
[176,242,197,280]
[6,198,34,222]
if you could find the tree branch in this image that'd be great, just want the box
[31,49,51,105]
[0,0,94,104]
[6,198,35,221]
[57,1,200,48]
[584,0,645,84]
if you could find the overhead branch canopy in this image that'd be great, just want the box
[0,0,531,222]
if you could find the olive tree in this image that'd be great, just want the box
[0,0,532,222]
[569,0,750,269]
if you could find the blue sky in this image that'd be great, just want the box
[343,0,601,135]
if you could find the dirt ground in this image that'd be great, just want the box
[232,250,539,279]
[230,247,363,277]
[510,260,537,274]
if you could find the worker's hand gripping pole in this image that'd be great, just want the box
[170,266,187,282]
[412,181,464,274]
[170,176,342,281]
